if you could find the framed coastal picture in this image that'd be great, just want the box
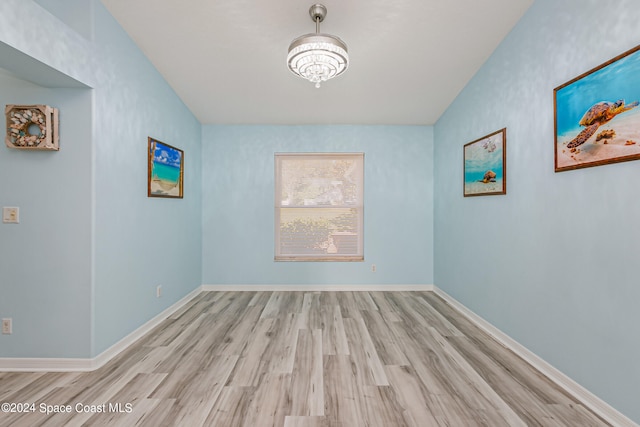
[463,128,506,197]
[148,137,184,198]
[555,44,640,172]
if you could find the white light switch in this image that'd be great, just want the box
[2,207,19,223]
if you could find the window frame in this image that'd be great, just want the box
[274,152,364,262]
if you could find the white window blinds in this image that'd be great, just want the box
[275,153,364,261]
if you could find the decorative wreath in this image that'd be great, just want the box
[7,107,48,147]
[5,104,58,150]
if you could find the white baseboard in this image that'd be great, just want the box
[0,357,95,372]
[202,284,435,292]
[0,286,203,372]
[432,286,638,427]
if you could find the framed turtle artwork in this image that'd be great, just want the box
[463,128,506,197]
[555,44,640,172]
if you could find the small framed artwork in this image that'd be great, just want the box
[555,44,640,172]
[148,137,184,198]
[463,128,506,197]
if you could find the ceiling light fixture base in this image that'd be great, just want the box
[309,4,327,23]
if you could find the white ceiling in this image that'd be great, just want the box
[101,0,533,125]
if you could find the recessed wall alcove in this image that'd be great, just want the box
[0,42,93,358]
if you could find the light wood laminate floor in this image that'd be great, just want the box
[0,291,610,426]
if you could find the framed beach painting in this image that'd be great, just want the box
[463,128,506,197]
[555,44,640,172]
[148,137,184,198]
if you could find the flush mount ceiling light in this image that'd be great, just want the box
[287,4,349,88]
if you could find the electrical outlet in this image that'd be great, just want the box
[371,264,376,272]
[2,318,12,335]
[156,285,162,298]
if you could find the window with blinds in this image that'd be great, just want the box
[275,153,364,261]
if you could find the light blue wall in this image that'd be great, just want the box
[33,0,93,41]
[0,0,95,88]
[91,2,202,356]
[202,125,434,285]
[0,0,202,358]
[434,0,640,422]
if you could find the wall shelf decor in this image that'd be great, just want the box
[5,104,59,150]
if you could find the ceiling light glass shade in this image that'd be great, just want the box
[287,5,349,88]
[287,34,348,88]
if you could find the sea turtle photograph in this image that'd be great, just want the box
[555,45,640,171]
